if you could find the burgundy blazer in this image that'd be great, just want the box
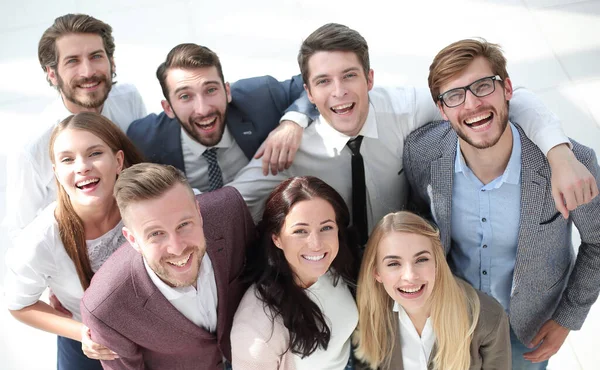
[81,187,255,370]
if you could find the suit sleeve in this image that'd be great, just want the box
[81,300,145,370]
[479,306,511,370]
[281,75,320,127]
[403,133,432,219]
[552,146,600,330]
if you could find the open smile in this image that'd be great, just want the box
[463,111,493,131]
[75,177,100,192]
[330,102,355,115]
[302,252,327,262]
[396,284,426,299]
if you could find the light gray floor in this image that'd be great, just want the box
[1,0,599,369]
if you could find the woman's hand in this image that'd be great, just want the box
[81,324,119,361]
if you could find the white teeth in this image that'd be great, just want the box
[399,285,423,293]
[197,117,216,126]
[332,103,353,110]
[303,254,325,261]
[76,178,99,187]
[167,253,191,267]
[465,113,492,124]
[80,82,100,88]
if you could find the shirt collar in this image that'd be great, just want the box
[181,125,234,157]
[143,253,213,301]
[315,100,379,153]
[454,122,522,186]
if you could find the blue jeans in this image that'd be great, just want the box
[57,336,103,370]
[510,328,549,370]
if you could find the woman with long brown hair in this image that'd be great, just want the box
[5,112,143,370]
[354,211,511,370]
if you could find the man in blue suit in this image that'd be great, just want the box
[128,43,314,192]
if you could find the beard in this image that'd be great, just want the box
[148,245,204,288]
[56,67,113,110]
[454,101,509,150]
[173,105,228,147]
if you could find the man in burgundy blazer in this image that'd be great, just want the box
[81,164,255,370]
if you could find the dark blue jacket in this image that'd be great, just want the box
[127,75,317,172]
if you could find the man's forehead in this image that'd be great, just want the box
[440,57,494,91]
[307,50,362,79]
[166,66,222,88]
[55,33,105,59]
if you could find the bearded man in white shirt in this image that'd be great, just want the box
[4,13,147,239]
[229,23,597,244]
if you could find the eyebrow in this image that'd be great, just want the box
[310,67,361,84]
[56,144,106,155]
[172,80,221,96]
[62,49,105,62]
[291,219,335,227]
[382,250,431,261]
[142,216,194,236]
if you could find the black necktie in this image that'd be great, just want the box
[346,136,368,245]
[202,148,224,191]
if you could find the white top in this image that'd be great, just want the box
[293,272,358,370]
[230,86,567,226]
[3,83,147,240]
[181,126,248,192]
[143,253,218,332]
[4,203,125,321]
[393,302,436,370]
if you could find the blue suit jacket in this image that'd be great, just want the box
[127,75,317,172]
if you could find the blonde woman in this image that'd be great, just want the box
[5,112,143,370]
[354,211,510,370]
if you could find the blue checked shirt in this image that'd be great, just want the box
[449,123,522,311]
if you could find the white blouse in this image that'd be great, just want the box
[393,302,436,370]
[4,202,125,321]
[293,271,358,370]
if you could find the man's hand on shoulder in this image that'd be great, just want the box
[254,120,303,176]
[548,144,599,218]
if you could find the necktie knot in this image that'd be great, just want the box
[346,135,364,156]
[202,148,224,191]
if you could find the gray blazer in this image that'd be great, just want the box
[403,121,600,344]
[381,284,511,370]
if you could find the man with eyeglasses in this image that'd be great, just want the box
[403,38,600,369]
[230,24,596,246]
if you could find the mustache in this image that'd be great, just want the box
[160,245,198,263]
[72,74,107,86]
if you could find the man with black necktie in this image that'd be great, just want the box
[229,23,595,238]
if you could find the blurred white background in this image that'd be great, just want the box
[1,0,599,368]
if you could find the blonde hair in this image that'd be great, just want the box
[354,211,480,370]
[428,38,508,103]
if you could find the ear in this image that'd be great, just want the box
[304,84,315,104]
[115,150,125,174]
[272,234,283,250]
[437,101,449,121]
[373,268,383,283]
[196,199,204,227]
[366,69,374,91]
[122,227,141,253]
[46,66,58,86]
[225,82,232,103]
[110,57,116,74]
[503,76,513,101]
[161,99,176,119]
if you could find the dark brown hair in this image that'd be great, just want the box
[49,112,144,289]
[156,43,225,101]
[428,38,509,103]
[38,14,116,86]
[298,23,370,87]
[250,176,360,357]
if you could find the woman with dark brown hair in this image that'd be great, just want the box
[5,112,143,370]
[231,176,361,370]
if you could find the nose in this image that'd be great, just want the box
[463,90,482,110]
[193,96,212,117]
[74,157,91,175]
[306,232,323,251]
[79,59,95,79]
[332,79,348,98]
[402,264,419,281]
[167,233,187,256]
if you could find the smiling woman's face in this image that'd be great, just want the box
[272,197,339,288]
[374,232,436,315]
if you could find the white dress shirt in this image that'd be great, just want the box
[3,84,147,240]
[293,271,358,370]
[393,302,436,370]
[181,125,248,192]
[230,86,567,227]
[143,253,218,332]
[4,203,124,322]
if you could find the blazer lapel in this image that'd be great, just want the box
[430,131,457,254]
[130,249,214,339]
[512,127,548,294]
[225,106,258,160]
[205,236,229,348]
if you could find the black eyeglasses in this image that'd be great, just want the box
[438,75,502,108]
